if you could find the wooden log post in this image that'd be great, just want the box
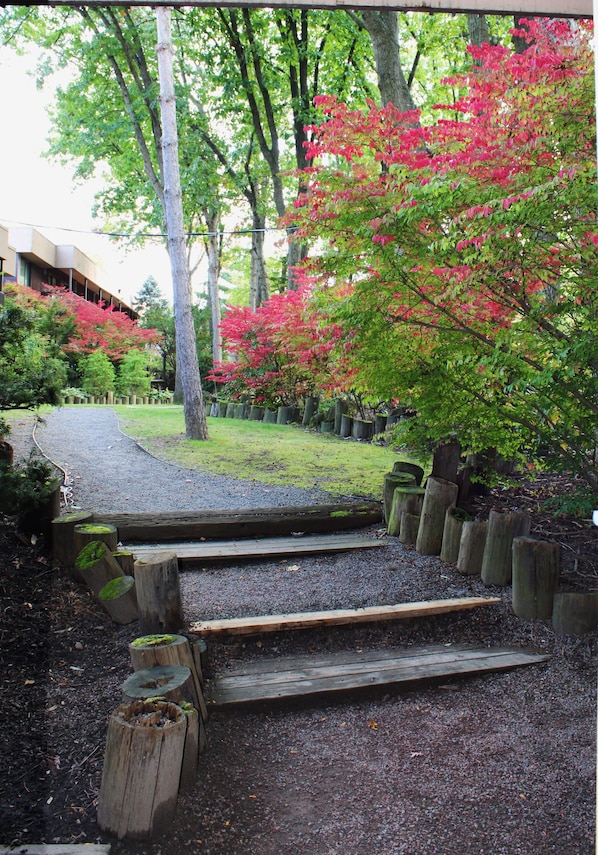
[457,520,488,576]
[431,438,462,483]
[481,509,531,587]
[249,405,265,421]
[277,405,293,425]
[99,576,139,625]
[399,512,420,546]
[552,592,598,635]
[189,637,209,684]
[352,418,374,441]
[96,699,187,840]
[179,702,199,790]
[387,486,426,537]
[440,506,471,563]
[75,540,125,596]
[122,664,196,708]
[113,550,136,576]
[383,472,417,524]
[73,524,118,569]
[416,477,459,556]
[129,634,207,722]
[134,551,185,635]
[512,537,560,620]
[392,461,425,486]
[302,395,319,427]
[339,414,353,438]
[334,399,348,434]
[52,510,94,567]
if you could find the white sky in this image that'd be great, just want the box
[0,48,173,307]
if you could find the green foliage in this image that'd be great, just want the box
[543,488,597,520]
[0,454,61,515]
[81,350,116,397]
[117,349,152,397]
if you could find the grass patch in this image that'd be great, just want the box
[114,405,425,500]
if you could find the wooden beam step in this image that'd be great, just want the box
[188,596,501,637]
[129,532,384,566]
[93,502,382,543]
[206,645,550,708]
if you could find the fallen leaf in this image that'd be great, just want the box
[24,679,35,686]
[368,719,378,731]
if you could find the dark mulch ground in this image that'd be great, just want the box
[0,472,597,854]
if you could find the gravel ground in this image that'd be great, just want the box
[3,406,597,855]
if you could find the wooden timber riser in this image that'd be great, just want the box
[92,502,382,543]
[127,533,384,567]
[189,596,501,638]
[206,645,551,709]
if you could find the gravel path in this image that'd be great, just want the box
[27,406,333,513]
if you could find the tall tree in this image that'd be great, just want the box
[156,6,208,439]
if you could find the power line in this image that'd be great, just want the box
[0,216,285,240]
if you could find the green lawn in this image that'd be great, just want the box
[113,405,425,501]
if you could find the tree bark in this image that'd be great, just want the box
[416,477,459,556]
[99,575,139,625]
[512,537,559,621]
[457,520,487,576]
[134,551,185,634]
[156,7,208,441]
[97,699,186,840]
[481,509,531,586]
[204,207,222,366]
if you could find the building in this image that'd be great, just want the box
[0,224,137,318]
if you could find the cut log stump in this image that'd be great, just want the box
[552,591,598,635]
[399,512,421,546]
[481,509,531,586]
[122,664,197,709]
[179,703,199,790]
[512,537,559,621]
[457,520,488,576]
[383,472,417,523]
[113,550,135,575]
[392,461,424,486]
[75,540,125,597]
[129,634,207,721]
[97,699,186,840]
[99,576,139,625]
[134,551,184,634]
[73,524,118,575]
[387,486,426,538]
[52,510,94,567]
[440,506,470,563]
[416,477,459,556]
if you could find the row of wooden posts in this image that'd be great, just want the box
[209,395,401,441]
[384,462,597,636]
[52,514,206,840]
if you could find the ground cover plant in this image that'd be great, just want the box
[114,404,417,499]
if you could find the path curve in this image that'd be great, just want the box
[33,407,332,514]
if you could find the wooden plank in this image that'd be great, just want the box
[0,847,111,854]
[206,645,550,707]
[3,1,590,20]
[129,532,384,566]
[188,596,501,636]
[94,502,382,543]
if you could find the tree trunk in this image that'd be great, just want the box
[134,551,185,634]
[156,7,208,441]
[552,591,598,636]
[362,10,416,111]
[512,537,559,621]
[249,208,270,310]
[99,575,139,625]
[97,700,186,840]
[416,477,459,556]
[204,207,222,366]
[387,486,426,538]
[440,506,470,563]
[467,13,489,65]
[129,634,207,722]
[52,510,94,567]
[457,520,487,576]
[481,509,531,586]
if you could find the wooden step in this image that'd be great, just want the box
[206,645,550,708]
[128,532,384,566]
[189,596,501,637]
[93,502,382,543]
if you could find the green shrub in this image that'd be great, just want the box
[81,351,116,397]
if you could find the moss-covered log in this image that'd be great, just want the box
[52,510,94,567]
[75,540,125,596]
[99,575,139,625]
[416,477,459,556]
